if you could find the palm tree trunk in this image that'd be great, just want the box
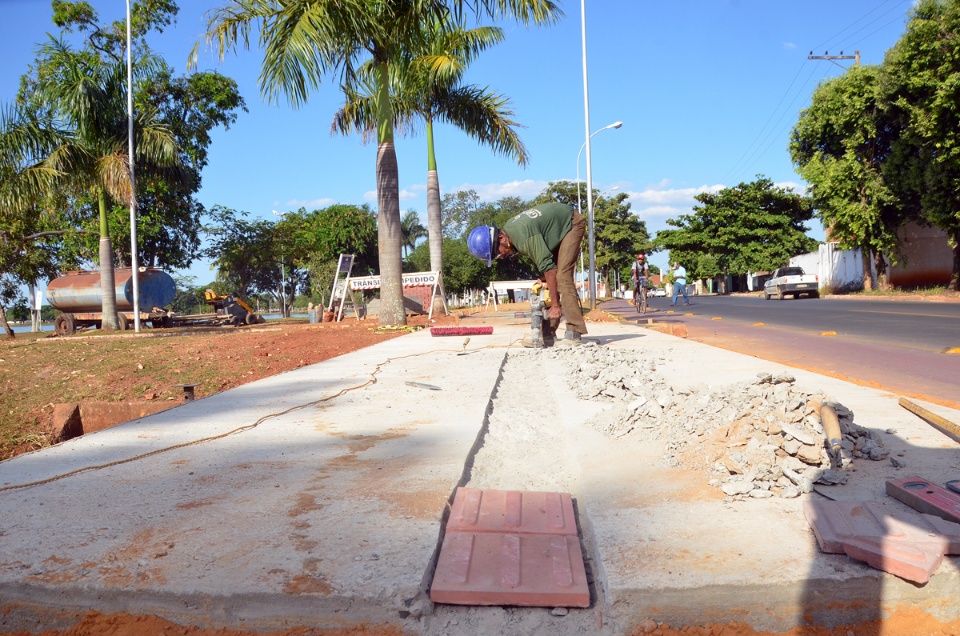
[373,58,406,326]
[425,121,446,316]
[98,191,119,330]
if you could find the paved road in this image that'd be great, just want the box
[606,293,960,409]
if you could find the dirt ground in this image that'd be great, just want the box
[2,305,958,636]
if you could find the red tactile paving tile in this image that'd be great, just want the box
[430,531,590,607]
[446,487,578,536]
[886,475,960,525]
[803,499,960,584]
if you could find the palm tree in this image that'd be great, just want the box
[333,20,530,313]
[194,0,559,326]
[400,209,428,260]
[32,37,178,330]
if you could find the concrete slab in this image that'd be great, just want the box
[1,312,959,635]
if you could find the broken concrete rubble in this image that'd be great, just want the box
[552,346,892,500]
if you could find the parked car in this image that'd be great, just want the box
[649,287,667,297]
[763,267,819,300]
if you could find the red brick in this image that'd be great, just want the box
[430,532,590,607]
[446,488,578,536]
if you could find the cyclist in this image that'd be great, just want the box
[631,253,649,311]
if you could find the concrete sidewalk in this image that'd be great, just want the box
[0,309,958,635]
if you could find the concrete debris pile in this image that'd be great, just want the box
[550,346,891,500]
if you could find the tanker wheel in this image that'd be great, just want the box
[54,313,76,336]
[245,312,258,325]
[116,313,129,331]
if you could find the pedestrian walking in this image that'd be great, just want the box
[671,263,689,306]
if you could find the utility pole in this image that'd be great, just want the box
[808,50,860,68]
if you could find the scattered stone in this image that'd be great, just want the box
[550,607,569,617]
[555,347,885,500]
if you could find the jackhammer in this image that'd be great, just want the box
[529,280,550,349]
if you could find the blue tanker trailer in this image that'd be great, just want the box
[47,269,264,336]
[47,269,177,335]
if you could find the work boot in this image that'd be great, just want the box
[521,334,552,348]
[554,330,583,348]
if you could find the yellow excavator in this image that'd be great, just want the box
[203,290,265,326]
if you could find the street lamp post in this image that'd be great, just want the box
[126,0,140,332]
[272,210,289,317]
[576,121,622,307]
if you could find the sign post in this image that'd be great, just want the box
[347,271,448,320]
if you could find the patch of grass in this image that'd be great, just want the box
[852,285,950,297]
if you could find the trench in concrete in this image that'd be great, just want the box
[414,350,607,623]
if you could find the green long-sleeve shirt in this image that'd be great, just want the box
[501,203,574,273]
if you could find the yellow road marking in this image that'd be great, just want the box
[820,331,838,336]
[711,316,722,320]
[753,322,765,327]
[943,347,960,355]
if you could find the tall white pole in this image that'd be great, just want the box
[126,0,140,332]
[580,0,597,309]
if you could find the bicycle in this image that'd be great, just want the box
[634,282,648,314]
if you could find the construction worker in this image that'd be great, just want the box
[466,202,586,347]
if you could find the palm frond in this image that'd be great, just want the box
[437,84,529,167]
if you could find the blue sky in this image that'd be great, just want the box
[2,0,915,283]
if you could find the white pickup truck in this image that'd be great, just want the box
[763,266,820,300]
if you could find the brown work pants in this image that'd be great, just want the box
[549,208,587,337]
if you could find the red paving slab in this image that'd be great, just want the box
[430,531,590,607]
[446,487,578,536]
[803,499,960,584]
[886,475,960,525]
[432,488,590,607]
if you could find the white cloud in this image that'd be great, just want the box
[447,179,549,202]
[784,42,797,50]
[284,197,336,209]
[628,183,724,207]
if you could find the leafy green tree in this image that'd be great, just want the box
[0,104,73,337]
[23,3,181,329]
[127,68,246,270]
[293,204,379,303]
[195,0,559,326]
[791,65,903,290]
[881,0,960,290]
[656,177,819,286]
[441,189,482,238]
[27,3,247,275]
[400,209,428,259]
[203,206,280,304]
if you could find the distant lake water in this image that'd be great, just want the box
[10,323,53,333]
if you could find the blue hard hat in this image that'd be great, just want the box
[467,225,497,266]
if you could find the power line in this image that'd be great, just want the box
[732,63,831,184]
